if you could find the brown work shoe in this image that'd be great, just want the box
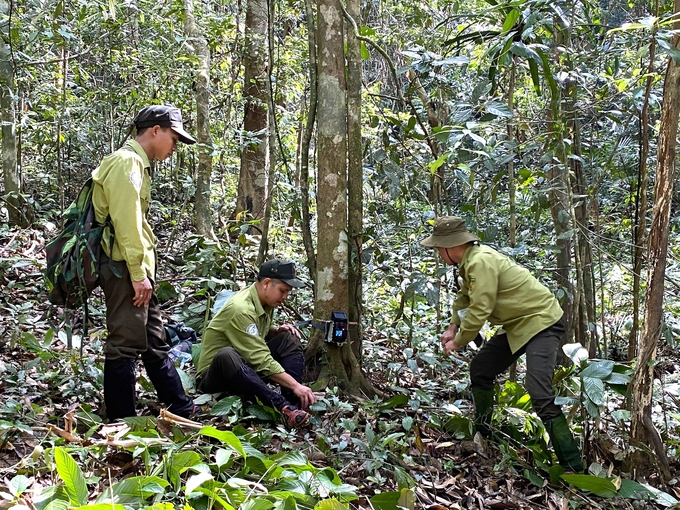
[281,405,310,428]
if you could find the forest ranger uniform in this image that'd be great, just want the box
[421,216,584,472]
[92,136,194,421]
[196,261,309,426]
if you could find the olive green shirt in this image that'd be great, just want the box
[197,284,285,377]
[451,244,563,354]
[91,140,158,282]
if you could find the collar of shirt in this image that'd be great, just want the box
[124,139,151,170]
[248,283,272,320]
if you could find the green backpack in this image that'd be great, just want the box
[44,178,114,310]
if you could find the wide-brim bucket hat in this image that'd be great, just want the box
[420,216,479,248]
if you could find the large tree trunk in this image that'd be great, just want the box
[183,0,215,239]
[305,0,374,397]
[627,1,679,479]
[234,0,269,222]
[0,12,29,227]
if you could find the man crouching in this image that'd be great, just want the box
[196,259,316,427]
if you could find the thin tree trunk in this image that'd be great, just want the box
[234,0,269,222]
[568,83,597,357]
[0,18,26,227]
[629,16,656,361]
[300,0,318,281]
[257,0,278,265]
[546,21,573,362]
[627,0,679,479]
[507,55,517,382]
[346,0,363,361]
[183,0,215,239]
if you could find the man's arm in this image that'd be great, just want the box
[453,257,499,348]
[269,372,316,409]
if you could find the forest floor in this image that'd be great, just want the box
[2,225,680,510]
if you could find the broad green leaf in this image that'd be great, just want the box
[561,474,617,497]
[73,505,127,510]
[638,482,679,506]
[33,485,70,510]
[394,466,415,490]
[428,154,448,174]
[274,451,309,468]
[54,447,88,507]
[185,472,213,497]
[524,467,546,488]
[618,478,655,500]
[315,498,348,509]
[528,58,540,93]
[584,398,599,418]
[398,488,416,509]
[241,499,275,510]
[509,42,541,63]
[191,487,236,510]
[8,475,32,497]
[485,102,512,118]
[580,360,614,380]
[378,394,408,412]
[370,490,409,510]
[279,495,298,510]
[199,427,246,457]
[501,8,521,34]
[215,448,233,468]
[96,476,168,505]
[211,395,243,416]
[583,377,605,406]
[169,451,202,492]
[603,372,631,385]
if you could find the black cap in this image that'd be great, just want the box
[133,105,197,144]
[258,259,305,288]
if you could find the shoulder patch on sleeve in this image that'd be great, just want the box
[129,169,142,191]
[246,323,259,336]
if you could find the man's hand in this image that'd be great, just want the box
[443,339,461,355]
[440,323,458,348]
[132,278,153,307]
[270,372,317,410]
[293,383,316,410]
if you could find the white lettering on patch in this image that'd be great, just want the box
[246,323,259,336]
[129,170,142,191]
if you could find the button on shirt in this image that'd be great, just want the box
[197,284,284,377]
[452,244,564,354]
[91,140,158,282]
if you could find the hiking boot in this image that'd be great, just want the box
[281,405,310,428]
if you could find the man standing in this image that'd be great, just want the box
[196,259,316,428]
[421,216,583,472]
[93,105,197,421]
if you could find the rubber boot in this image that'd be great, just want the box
[545,414,584,472]
[143,356,194,418]
[470,386,495,437]
[104,358,138,421]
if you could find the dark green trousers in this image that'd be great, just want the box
[469,317,566,421]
